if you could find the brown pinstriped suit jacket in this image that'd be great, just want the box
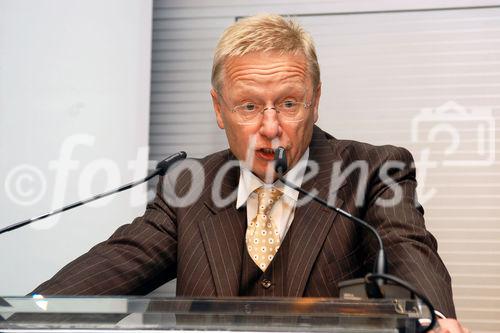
[34,126,456,318]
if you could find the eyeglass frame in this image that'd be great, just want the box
[216,90,315,124]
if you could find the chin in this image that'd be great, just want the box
[256,171,278,183]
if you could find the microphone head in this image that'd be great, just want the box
[156,151,187,176]
[274,147,288,176]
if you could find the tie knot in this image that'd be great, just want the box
[255,186,282,214]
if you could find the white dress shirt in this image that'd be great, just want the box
[236,149,309,242]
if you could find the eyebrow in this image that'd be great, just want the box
[233,84,306,98]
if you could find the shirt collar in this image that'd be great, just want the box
[236,148,309,209]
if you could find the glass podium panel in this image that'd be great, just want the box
[0,297,425,332]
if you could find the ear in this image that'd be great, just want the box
[312,82,321,123]
[211,88,225,129]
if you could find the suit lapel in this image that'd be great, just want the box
[198,155,246,296]
[286,126,347,296]
[198,206,246,296]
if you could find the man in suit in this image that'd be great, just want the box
[34,14,468,333]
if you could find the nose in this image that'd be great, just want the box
[259,107,282,139]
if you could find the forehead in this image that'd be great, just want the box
[222,52,309,91]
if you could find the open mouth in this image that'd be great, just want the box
[256,148,276,160]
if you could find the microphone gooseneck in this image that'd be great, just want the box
[0,151,187,235]
[273,147,386,277]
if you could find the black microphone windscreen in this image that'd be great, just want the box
[156,151,187,176]
[274,147,288,175]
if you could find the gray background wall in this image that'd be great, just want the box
[149,1,500,332]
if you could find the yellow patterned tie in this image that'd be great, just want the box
[246,186,283,271]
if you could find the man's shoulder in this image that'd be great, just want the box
[171,148,233,171]
[317,127,414,164]
[198,148,234,166]
[167,148,236,188]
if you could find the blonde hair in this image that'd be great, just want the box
[211,14,320,93]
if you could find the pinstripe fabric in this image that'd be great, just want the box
[33,125,455,318]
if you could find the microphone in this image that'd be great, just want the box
[0,151,187,235]
[273,147,437,332]
[273,147,386,297]
[156,151,187,176]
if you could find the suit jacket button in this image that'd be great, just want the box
[261,279,272,289]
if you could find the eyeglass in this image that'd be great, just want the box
[229,99,313,124]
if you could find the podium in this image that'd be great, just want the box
[0,296,427,332]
